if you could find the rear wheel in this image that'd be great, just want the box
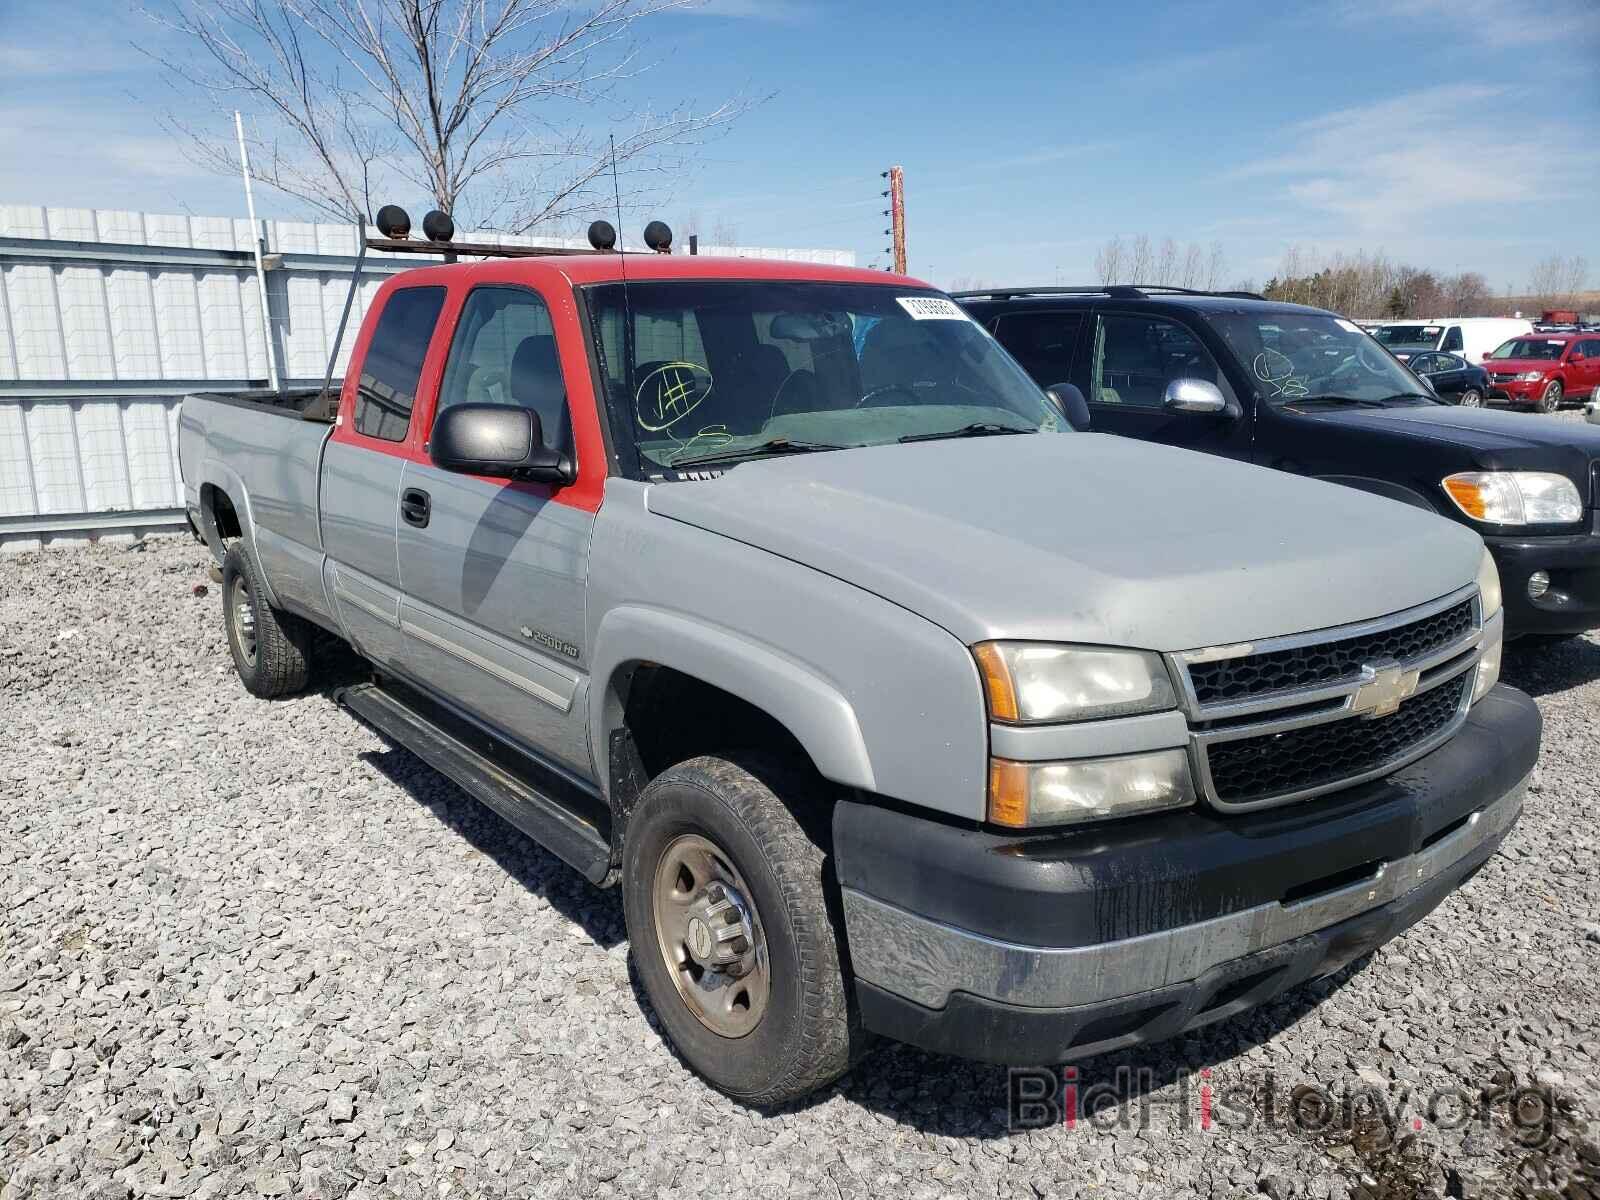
[1457,388,1482,408]
[222,544,312,698]
[622,755,862,1106]
[1536,379,1563,413]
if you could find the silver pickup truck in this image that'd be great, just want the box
[179,246,1540,1106]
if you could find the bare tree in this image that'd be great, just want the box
[709,216,739,249]
[1094,235,1125,285]
[1204,241,1225,290]
[1128,235,1153,285]
[146,0,760,231]
[1526,255,1590,309]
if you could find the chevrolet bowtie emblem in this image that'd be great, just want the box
[1349,659,1421,718]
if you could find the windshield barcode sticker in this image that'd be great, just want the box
[897,296,969,321]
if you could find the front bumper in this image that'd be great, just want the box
[834,685,1539,1065]
[1486,377,1547,405]
[1487,529,1600,636]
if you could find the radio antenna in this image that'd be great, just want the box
[609,133,637,458]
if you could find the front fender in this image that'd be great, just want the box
[590,605,876,795]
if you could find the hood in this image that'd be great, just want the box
[1288,402,1600,480]
[644,433,1483,652]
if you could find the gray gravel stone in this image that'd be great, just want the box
[3,531,1599,1199]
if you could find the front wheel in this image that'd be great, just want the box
[1537,380,1563,413]
[1457,388,1482,408]
[622,755,863,1106]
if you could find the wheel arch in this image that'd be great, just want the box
[592,606,876,848]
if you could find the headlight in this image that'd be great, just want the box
[1442,471,1583,525]
[988,750,1196,828]
[972,642,1177,723]
[1516,371,1545,381]
[1473,617,1503,704]
[1476,546,1502,618]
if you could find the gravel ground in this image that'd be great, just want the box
[2,532,1598,1200]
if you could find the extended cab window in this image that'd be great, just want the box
[1441,326,1463,353]
[990,312,1083,386]
[436,286,573,453]
[353,286,446,441]
[1090,314,1221,407]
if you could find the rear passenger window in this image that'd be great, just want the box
[353,286,446,441]
[991,312,1083,385]
[1441,326,1463,353]
[1090,314,1223,407]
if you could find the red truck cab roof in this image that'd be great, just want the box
[385,251,930,291]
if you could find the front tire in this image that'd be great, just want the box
[622,755,862,1106]
[1457,388,1482,408]
[1537,380,1563,413]
[222,543,312,698]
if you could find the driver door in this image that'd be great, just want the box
[1084,311,1252,458]
[392,283,596,779]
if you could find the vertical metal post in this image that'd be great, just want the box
[235,111,281,393]
[321,216,368,410]
[888,165,907,276]
[689,234,699,256]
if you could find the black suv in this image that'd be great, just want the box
[954,286,1600,641]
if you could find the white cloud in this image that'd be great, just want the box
[1338,0,1600,49]
[1229,83,1597,233]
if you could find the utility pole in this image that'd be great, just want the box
[886,165,906,275]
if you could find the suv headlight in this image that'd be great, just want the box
[1442,471,1583,525]
[1516,370,1545,381]
[972,642,1177,723]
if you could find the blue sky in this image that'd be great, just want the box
[3,0,1596,292]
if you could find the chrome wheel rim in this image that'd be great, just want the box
[1545,383,1562,411]
[1460,390,1481,407]
[230,572,258,668]
[651,833,769,1038]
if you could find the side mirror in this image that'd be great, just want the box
[1045,383,1091,430]
[1163,377,1234,417]
[1571,352,1586,362]
[430,403,575,484]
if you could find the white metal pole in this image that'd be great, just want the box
[235,111,281,393]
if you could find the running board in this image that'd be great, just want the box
[336,681,612,884]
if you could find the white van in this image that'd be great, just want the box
[1370,318,1534,365]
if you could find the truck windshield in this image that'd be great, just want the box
[1203,310,1436,406]
[1371,324,1441,347]
[584,280,1062,476]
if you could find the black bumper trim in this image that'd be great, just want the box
[855,811,1509,1066]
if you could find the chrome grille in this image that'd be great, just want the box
[1174,585,1484,811]
[1205,672,1468,807]
[1187,599,1472,705]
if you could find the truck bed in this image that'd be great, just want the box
[187,386,338,424]
[178,387,340,627]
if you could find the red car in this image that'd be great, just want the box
[1484,331,1600,412]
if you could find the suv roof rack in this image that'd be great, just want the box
[949,284,1266,302]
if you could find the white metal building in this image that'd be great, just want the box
[0,204,854,550]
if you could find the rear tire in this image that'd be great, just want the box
[622,754,862,1106]
[1457,388,1482,408]
[222,543,312,698]
[1536,380,1563,413]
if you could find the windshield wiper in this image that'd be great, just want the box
[669,437,855,469]
[1287,395,1390,408]
[898,422,1037,444]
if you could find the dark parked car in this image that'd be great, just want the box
[954,285,1600,641]
[1408,351,1491,407]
